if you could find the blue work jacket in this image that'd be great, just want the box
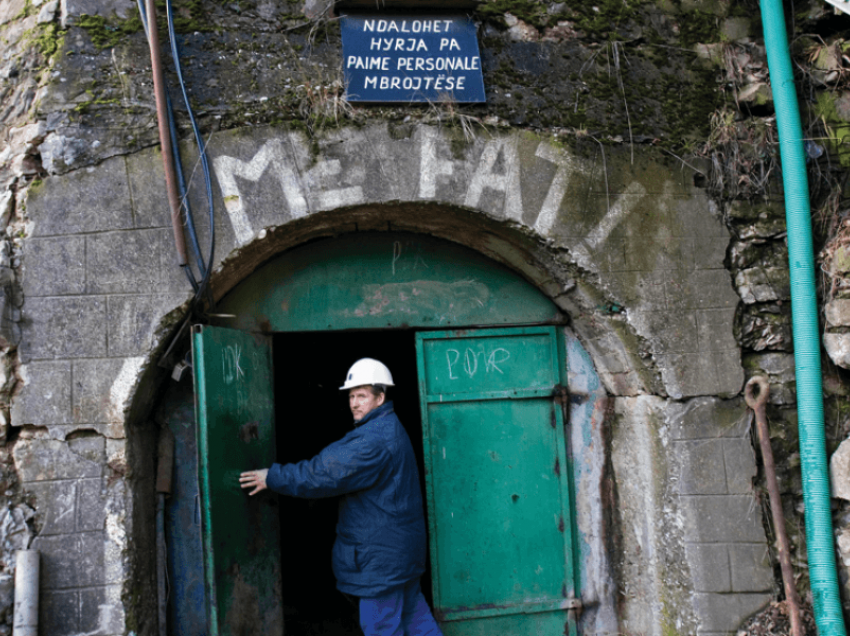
[266,401,427,597]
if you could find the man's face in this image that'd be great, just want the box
[349,386,385,422]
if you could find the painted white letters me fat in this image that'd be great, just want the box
[212,128,584,245]
[464,137,522,219]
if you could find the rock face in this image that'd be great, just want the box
[825,334,850,369]
[0,0,844,632]
[831,439,850,502]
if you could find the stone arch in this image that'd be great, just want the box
[126,202,628,636]
[203,201,655,397]
[102,122,743,636]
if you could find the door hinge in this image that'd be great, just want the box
[565,598,582,622]
[553,385,569,406]
[553,386,589,407]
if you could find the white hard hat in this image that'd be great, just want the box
[340,358,395,390]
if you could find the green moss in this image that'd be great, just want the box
[480,35,505,55]
[448,130,472,160]
[77,0,211,48]
[582,0,639,37]
[814,92,850,169]
[287,119,310,134]
[75,95,120,112]
[14,0,35,20]
[29,22,66,59]
[677,10,720,47]
[654,67,722,148]
[159,0,214,33]
[388,123,414,140]
[77,12,143,49]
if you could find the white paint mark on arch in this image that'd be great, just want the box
[534,142,579,234]
[464,137,522,220]
[307,159,365,209]
[213,139,307,244]
[572,180,647,268]
[418,126,454,199]
[584,181,647,249]
[109,357,145,422]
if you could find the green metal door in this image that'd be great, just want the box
[416,327,578,636]
[192,325,283,636]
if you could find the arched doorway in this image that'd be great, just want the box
[165,231,596,636]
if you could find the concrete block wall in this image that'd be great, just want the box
[671,398,775,635]
[7,124,772,635]
[569,153,743,400]
[10,431,127,635]
[10,156,189,635]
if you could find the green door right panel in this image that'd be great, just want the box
[416,327,578,636]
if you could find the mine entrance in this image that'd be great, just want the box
[187,232,582,636]
[272,329,431,636]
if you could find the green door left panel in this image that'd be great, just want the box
[192,325,283,636]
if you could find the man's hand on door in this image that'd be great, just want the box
[239,469,269,495]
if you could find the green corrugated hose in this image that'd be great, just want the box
[759,0,847,633]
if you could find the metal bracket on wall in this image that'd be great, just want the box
[554,386,589,407]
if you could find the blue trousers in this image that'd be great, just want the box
[358,580,444,636]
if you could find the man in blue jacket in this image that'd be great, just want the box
[239,358,443,636]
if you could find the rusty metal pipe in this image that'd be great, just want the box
[745,376,803,636]
[145,0,188,266]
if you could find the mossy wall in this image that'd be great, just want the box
[21,0,741,175]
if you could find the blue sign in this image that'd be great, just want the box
[341,14,486,103]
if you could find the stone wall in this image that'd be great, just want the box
[11,122,772,635]
[1,0,842,631]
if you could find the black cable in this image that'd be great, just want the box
[167,89,206,282]
[165,0,216,303]
[183,263,199,292]
[137,0,214,304]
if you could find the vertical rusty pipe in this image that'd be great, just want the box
[145,0,187,266]
[745,376,803,636]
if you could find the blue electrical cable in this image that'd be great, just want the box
[166,87,206,283]
[136,0,200,291]
[137,0,216,301]
[165,0,216,294]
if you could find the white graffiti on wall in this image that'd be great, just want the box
[222,344,245,385]
[212,133,364,244]
[417,127,575,232]
[533,143,576,234]
[446,346,511,379]
[212,128,588,244]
